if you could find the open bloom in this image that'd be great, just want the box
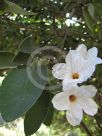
[52,44,102,90]
[52,85,98,126]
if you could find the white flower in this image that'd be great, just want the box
[52,44,102,90]
[52,85,98,126]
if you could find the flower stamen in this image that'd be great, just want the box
[72,73,79,79]
[69,95,77,102]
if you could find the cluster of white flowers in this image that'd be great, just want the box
[52,44,102,126]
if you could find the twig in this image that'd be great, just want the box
[81,121,93,136]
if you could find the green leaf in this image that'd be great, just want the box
[4,0,37,15]
[87,3,95,19]
[24,91,50,136]
[82,6,96,32]
[93,3,102,16]
[19,36,37,53]
[43,103,54,126]
[0,52,16,69]
[13,52,30,64]
[0,0,6,15]
[0,65,47,122]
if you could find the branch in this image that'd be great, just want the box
[81,121,93,136]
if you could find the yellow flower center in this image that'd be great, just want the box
[69,95,77,102]
[72,73,79,79]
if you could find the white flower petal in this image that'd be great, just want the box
[80,65,95,81]
[65,50,75,64]
[66,103,83,126]
[76,44,87,57]
[65,50,80,67]
[52,63,67,79]
[86,47,98,59]
[52,92,69,111]
[77,45,102,65]
[66,50,87,73]
[95,57,102,64]
[80,85,97,97]
[62,82,77,91]
[80,98,98,116]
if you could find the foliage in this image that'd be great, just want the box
[0,0,102,136]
